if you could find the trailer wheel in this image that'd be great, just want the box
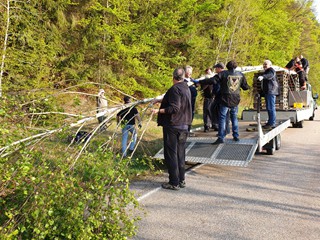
[275,134,281,150]
[292,121,304,128]
[266,138,276,155]
[309,111,315,120]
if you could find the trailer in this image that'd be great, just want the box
[154,98,290,167]
[242,70,318,128]
[153,68,318,167]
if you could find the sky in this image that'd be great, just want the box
[313,0,320,21]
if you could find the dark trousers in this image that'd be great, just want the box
[97,116,107,131]
[203,98,213,128]
[163,126,188,186]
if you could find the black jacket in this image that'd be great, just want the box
[301,58,309,72]
[218,70,249,107]
[198,75,220,97]
[200,83,213,98]
[262,67,279,95]
[157,81,192,127]
[117,107,138,125]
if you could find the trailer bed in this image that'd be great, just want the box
[153,119,291,167]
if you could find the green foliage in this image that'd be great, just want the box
[0,146,139,239]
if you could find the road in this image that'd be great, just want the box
[130,109,320,240]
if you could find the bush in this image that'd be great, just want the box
[0,147,139,239]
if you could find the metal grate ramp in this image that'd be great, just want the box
[154,137,258,167]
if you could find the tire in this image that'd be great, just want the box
[266,138,276,155]
[309,111,315,120]
[292,121,304,128]
[298,121,304,128]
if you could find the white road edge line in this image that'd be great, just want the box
[137,163,204,202]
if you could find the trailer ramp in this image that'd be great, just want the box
[154,137,258,167]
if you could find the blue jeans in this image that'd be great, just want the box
[218,105,238,140]
[121,124,137,156]
[265,94,276,126]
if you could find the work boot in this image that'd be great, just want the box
[212,138,224,145]
[161,183,179,190]
[179,181,186,188]
[262,124,275,130]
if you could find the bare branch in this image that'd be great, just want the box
[1,93,163,168]
[127,105,155,158]
[0,129,57,156]
[25,111,86,118]
[0,2,7,8]
[20,81,127,107]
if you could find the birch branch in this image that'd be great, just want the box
[24,112,86,118]
[1,94,163,162]
[0,129,57,156]
[215,7,232,63]
[67,97,158,170]
[225,15,239,62]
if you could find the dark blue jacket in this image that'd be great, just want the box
[262,67,279,95]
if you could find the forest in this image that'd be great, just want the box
[1,0,320,239]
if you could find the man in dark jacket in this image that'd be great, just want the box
[258,60,279,130]
[285,56,307,88]
[201,68,214,132]
[152,67,192,190]
[184,65,197,133]
[299,54,309,74]
[213,60,249,144]
[194,63,231,134]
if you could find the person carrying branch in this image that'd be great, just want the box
[96,89,108,132]
[117,96,142,157]
[152,67,192,190]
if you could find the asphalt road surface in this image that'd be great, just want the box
[130,109,320,240]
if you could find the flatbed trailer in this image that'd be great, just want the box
[242,83,318,128]
[154,115,291,167]
[154,68,318,167]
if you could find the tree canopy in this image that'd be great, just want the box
[1,0,320,99]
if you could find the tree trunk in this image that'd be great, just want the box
[225,15,240,62]
[215,8,232,63]
[0,0,10,98]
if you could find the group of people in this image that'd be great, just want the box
[153,60,251,190]
[258,55,310,130]
[96,55,309,190]
[285,55,309,90]
[181,64,228,135]
[155,57,300,190]
[195,61,250,144]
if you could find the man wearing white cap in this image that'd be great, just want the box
[96,89,108,131]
